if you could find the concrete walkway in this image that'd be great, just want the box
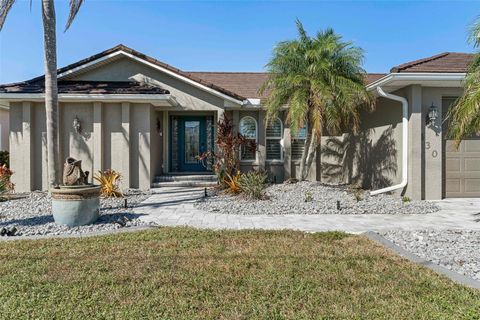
[135,187,480,233]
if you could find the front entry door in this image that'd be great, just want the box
[177,117,207,172]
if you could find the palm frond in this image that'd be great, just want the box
[0,0,15,31]
[65,0,83,31]
[468,16,480,48]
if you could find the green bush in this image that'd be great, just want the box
[0,151,8,167]
[238,171,268,199]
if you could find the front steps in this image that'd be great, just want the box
[152,173,217,188]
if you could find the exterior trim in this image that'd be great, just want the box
[366,72,466,91]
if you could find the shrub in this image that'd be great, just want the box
[0,151,9,167]
[304,191,313,203]
[0,165,14,196]
[93,169,123,198]
[402,196,411,203]
[198,116,256,189]
[224,171,242,194]
[238,171,267,199]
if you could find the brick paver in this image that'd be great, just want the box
[135,187,480,233]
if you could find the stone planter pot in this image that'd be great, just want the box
[51,185,101,227]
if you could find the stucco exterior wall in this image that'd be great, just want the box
[320,94,403,192]
[72,58,226,112]
[0,108,8,151]
[9,101,155,192]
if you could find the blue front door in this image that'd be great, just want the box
[174,116,208,172]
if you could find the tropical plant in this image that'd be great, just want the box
[93,169,123,198]
[0,164,14,194]
[260,19,374,180]
[0,150,8,167]
[447,18,480,146]
[238,170,268,199]
[198,116,256,188]
[0,0,84,188]
[224,171,242,194]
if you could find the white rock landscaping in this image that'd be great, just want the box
[195,181,440,215]
[0,190,155,237]
[381,230,480,281]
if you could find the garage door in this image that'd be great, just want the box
[444,98,480,197]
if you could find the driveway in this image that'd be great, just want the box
[135,188,480,233]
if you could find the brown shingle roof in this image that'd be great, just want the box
[25,44,246,101]
[188,72,386,98]
[0,80,170,95]
[390,52,475,73]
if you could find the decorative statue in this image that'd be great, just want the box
[63,157,90,186]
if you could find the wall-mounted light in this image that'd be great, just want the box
[73,115,81,133]
[426,104,438,127]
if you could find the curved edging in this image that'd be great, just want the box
[364,231,480,290]
[0,225,156,242]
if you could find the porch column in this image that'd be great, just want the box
[257,110,266,170]
[162,111,169,173]
[20,102,33,191]
[407,85,424,200]
[232,110,239,134]
[93,102,103,177]
[121,102,131,188]
[424,93,443,200]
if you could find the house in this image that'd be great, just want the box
[0,45,475,199]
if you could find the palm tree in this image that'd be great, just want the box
[447,18,480,146]
[0,0,84,188]
[260,20,374,180]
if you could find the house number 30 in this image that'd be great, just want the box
[425,142,438,157]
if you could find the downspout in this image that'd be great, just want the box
[370,87,408,195]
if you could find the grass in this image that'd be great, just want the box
[0,228,479,319]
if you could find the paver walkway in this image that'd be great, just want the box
[136,187,480,233]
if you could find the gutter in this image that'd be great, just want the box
[370,87,408,196]
[366,72,466,91]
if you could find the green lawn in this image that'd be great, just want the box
[0,228,478,319]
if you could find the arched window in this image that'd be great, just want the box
[292,122,308,160]
[239,116,257,161]
[266,118,283,160]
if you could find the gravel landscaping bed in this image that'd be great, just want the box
[381,230,480,281]
[195,181,439,215]
[0,190,154,237]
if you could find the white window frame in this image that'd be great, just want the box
[266,117,284,162]
[292,122,308,161]
[239,116,258,162]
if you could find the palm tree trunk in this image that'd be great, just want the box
[42,0,60,188]
[299,127,312,181]
[302,130,318,180]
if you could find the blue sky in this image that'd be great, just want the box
[0,0,478,83]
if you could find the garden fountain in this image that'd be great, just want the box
[51,157,101,227]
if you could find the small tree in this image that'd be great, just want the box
[260,20,374,180]
[199,116,256,188]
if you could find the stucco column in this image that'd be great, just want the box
[424,92,443,200]
[162,110,168,173]
[17,102,33,191]
[121,102,131,188]
[257,110,266,170]
[93,102,103,176]
[283,121,292,180]
[232,110,239,134]
[407,85,424,200]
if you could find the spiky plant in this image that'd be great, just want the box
[260,19,374,180]
[447,17,480,146]
[94,169,123,198]
[0,0,84,188]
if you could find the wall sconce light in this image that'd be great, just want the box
[73,115,81,133]
[426,104,438,127]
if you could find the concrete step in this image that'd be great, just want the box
[154,174,217,183]
[152,181,218,188]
